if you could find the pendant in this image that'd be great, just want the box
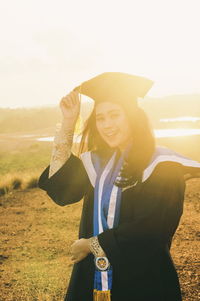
[95,256,110,271]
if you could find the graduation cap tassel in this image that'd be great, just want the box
[93,289,111,301]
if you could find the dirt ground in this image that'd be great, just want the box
[0,179,200,301]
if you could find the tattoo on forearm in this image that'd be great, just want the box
[48,123,74,178]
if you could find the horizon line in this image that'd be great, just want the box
[0,93,200,109]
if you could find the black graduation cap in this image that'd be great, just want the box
[73,72,154,105]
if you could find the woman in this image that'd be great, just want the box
[38,72,200,301]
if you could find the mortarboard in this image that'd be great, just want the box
[73,72,154,105]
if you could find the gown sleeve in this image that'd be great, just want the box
[97,162,186,266]
[38,153,90,206]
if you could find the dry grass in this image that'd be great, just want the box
[0,179,199,301]
[0,188,81,301]
[0,172,41,196]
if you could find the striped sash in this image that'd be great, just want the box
[92,149,126,300]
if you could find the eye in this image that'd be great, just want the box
[110,113,120,119]
[96,116,104,122]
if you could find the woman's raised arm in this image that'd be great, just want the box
[48,122,74,178]
[38,91,90,206]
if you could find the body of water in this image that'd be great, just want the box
[2,116,198,142]
[160,116,200,122]
[37,116,200,141]
[36,128,200,142]
[154,128,200,138]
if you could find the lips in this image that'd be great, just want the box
[104,131,118,139]
[104,131,118,137]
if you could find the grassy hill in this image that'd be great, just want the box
[140,94,200,128]
[0,107,61,134]
[0,94,199,134]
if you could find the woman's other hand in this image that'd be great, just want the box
[70,238,91,264]
[60,91,80,128]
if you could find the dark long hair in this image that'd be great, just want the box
[78,101,156,186]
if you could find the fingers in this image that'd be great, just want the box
[70,251,79,263]
[70,239,79,249]
[71,255,78,262]
[70,252,86,264]
[70,240,83,264]
[60,91,80,107]
[60,95,73,108]
[71,91,80,105]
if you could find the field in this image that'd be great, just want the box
[0,133,200,300]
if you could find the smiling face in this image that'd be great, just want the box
[95,101,133,152]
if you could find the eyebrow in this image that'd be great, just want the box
[96,109,120,117]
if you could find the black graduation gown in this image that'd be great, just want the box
[38,149,200,301]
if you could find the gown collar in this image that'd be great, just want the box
[80,145,200,187]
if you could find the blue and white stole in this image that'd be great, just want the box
[91,147,129,298]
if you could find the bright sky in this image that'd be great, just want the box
[0,0,200,108]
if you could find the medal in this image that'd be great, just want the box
[95,257,110,271]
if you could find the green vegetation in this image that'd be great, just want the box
[0,143,52,175]
[0,94,200,134]
[0,138,80,196]
[0,105,89,134]
[0,140,52,195]
[0,107,61,134]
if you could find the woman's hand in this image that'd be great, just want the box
[70,238,91,264]
[60,91,80,128]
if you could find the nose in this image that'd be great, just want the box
[102,118,114,129]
